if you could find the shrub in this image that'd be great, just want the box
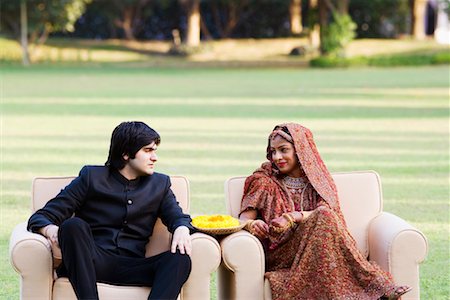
[368,55,433,66]
[432,52,450,64]
[321,13,357,56]
[310,55,366,68]
[310,51,450,68]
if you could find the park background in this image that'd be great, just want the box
[1,0,449,299]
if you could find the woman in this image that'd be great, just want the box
[239,123,410,300]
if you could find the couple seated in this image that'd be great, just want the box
[23,121,412,299]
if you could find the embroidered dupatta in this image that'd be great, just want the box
[239,123,397,299]
[240,123,346,247]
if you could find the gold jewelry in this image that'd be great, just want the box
[246,220,257,235]
[269,129,293,143]
[271,225,288,233]
[282,213,296,227]
[270,213,294,234]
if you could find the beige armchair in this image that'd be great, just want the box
[9,176,221,300]
[218,171,428,300]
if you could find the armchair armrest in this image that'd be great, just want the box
[182,232,221,300]
[369,212,428,300]
[9,222,54,300]
[219,230,265,300]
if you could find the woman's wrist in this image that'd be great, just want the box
[290,211,304,222]
[282,213,295,227]
[245,219,256,233]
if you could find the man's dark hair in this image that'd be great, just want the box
[106,121,161,170]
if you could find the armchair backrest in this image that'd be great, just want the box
[224,171,383,257]
[32,175,190,258]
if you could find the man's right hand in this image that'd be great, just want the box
[40,224,59,247]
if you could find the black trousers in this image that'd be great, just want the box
[57,217,192,300]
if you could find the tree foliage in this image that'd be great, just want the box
[71,0,295,40]
[89,0,159,40]
[200,0,293,39]
[321,12,356,56]
[349,0,411,38]
[1,0,91,44]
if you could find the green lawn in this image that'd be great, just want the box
[1,65,449,299]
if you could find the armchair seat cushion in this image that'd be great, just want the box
[53,278,152,300]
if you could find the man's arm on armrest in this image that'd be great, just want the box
[10,222,54,300]
[10,222,53,274]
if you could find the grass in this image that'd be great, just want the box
[1,36,449,68]
[1,64,449,299]
[310,51,450,68]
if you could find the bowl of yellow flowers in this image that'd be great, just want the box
[192,215,246,235]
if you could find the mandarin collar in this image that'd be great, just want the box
[110,168,142,187]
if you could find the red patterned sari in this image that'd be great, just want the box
[240,123,397,300]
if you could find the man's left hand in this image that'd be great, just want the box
[171,226,192,255]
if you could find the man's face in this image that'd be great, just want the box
[124,142,158,177]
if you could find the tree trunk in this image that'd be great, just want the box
[337,0,349,14]
[37,26,49,45]
[20,0,30,66]
[412,0,427,39]
[309,0,320,49]
[223,2,239,38]
[318,0,328,54]
[122,7,135,40]
[186,0,200,46]
[289,0,302,35]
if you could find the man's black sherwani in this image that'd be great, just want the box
[27,165,193,257]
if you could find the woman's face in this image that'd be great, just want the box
[269,135,302,177]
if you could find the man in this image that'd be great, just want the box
[27,121,193,300]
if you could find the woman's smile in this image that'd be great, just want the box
[276,161,287,168]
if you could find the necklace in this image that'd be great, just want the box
[282,176,309,211]
[282,176,308,190]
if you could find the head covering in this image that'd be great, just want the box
[268,123,339,209]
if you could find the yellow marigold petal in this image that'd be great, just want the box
[192,214,240,228]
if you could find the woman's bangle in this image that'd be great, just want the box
[245,220,256,234]
[282,213,296,228]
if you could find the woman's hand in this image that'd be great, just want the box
[299,211,313,220]
[270,215,289,228]
[270,211,312,230]
[240,209,269,239]
[171,226,192,255]
[248,220,269,239]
